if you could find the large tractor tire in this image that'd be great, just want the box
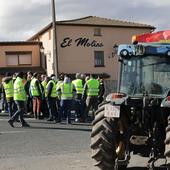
[165,116,170,158]
[91,102,127,170]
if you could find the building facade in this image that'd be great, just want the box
[28,16,155,93]
[0,41,45,79]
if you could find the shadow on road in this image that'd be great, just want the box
[19,125,92,132]
[72,122,92,126]
[127,168,148,170]
[28,120,92,127]
[28,121,58,125]
[128,165,168,169]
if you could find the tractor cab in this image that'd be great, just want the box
[118,43,170,98]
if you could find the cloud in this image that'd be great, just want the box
[0,0,170,40]
[53,0,170,31]
[0,0,51,40]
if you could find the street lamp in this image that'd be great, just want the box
[112,44,118,57]
[40,46,45,53]
[40,46,46,70]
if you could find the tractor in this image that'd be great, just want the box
[91,32,170,170]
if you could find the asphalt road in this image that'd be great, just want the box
[0,114,168,170]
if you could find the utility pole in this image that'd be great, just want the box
[52,0,59,78]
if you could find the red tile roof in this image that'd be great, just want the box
[27,16,155,41]
[0,41,42,46]
[59,16,154,28]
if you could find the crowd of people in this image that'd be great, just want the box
[0,71,105,127]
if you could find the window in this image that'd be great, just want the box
[19,53,32,65]
[94,28,102,36]
[94,51,104,67]
[6,54,18,65]
[6,52,32,66]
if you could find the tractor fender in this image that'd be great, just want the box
[161,97,170,108]
[106,92,127,105]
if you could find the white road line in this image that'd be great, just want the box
[0,131,26,134]
[0,119,9,121]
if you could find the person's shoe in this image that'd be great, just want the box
[75,118,79,122]
[37,116,44,120]
[79,118,86,123]
[22,123,30,127]
[34,115,38,119]
[27,112,33,115]
[8,120,14,128]
[66,120,72,125]
[55,120,61,123]
[47,118,54,121]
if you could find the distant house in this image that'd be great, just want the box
[0,41,45,79]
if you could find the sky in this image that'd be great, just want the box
[0,0,170,41]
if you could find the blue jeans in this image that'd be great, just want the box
[10,100,27,125]
[59,99,72,122]
[47,97,58,120]
[7,98,17,118]
[74,99,84,119]
[84,96,98,120]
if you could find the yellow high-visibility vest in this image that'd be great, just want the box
[46,80,57,98]
[3,80,14,98]
[86,79,99,96]
[72,79,83,94]
[30,78,42,96]
[14,77,26,101]
[60,82,74,100]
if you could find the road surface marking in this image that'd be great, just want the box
[0,131,27,134]
[0,119,9,121]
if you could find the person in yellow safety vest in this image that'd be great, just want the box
[30,73,42,119]
[8,72,30,128]
[57,75,76,124]
[50,74,59,99]
[97,76,105,105]
[2,73,17,118]
[46,75,58,122]
[56,74,64,99]
[41,74,47,91]
[51,74,58,84]
[82,74,100,122]
[72,73,85,122]
[1,78,8,113]
[40,74,49,118]
[25,71,33,115]
[55,74,64,115]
